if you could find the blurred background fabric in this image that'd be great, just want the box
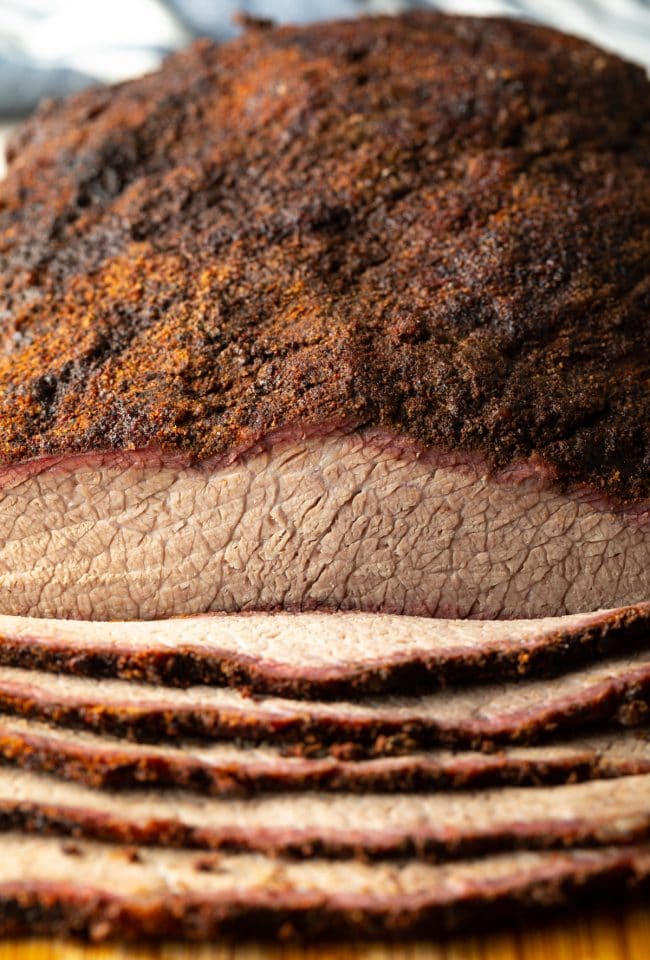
[0,0,649,176]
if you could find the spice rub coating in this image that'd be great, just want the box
[0,13,648,498]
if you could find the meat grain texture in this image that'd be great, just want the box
[0,14,647,620]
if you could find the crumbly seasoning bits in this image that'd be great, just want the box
[193,854,223,873]
[60,841,83,857]
[122,847,144,864]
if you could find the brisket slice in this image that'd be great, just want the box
[0,605,646,697]
[0,654,648,749]
[0,14,648,622]
[2,766,650,859]
[0,838,649,940]
[1,715,650,794]
[4,715,650,794]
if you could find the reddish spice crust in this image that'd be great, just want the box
[2,723,650,795]
[0,855,649,941]
[0,604,647,697]
[0,14,648,499]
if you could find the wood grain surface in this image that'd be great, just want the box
[0,905,649,960]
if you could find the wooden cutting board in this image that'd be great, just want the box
[0,905,648,960]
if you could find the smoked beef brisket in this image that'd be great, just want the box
[0,14,647,621]
[0,13,648,939]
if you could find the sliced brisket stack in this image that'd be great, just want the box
[0,9,647,942]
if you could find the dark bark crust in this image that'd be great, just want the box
[1,605,648,698]
[0,14,648,499]
[2,720,650,795]
[0,853,649,941]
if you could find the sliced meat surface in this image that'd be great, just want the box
[1,16,649,624]
[0,654,649,749]
[2,715,650,794]
[0,605,647,697]
[1,434,647,622]
[0,838,649,940]
[2,765,650,859]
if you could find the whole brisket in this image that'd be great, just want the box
[0,12,648,939]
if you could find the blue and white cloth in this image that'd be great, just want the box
[0,0,648,117]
